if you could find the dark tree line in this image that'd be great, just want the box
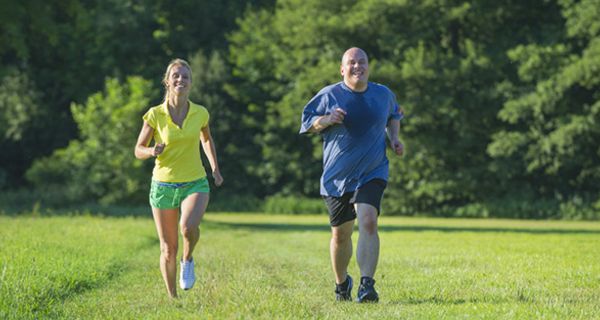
[2,0,599,218]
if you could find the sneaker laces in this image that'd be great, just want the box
[182,259,194,279]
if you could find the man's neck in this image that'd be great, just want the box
[344,80,368,92]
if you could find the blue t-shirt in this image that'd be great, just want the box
[300,81,402,197]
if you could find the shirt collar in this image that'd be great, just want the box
[341,81,370,94]
[160,100,197,115]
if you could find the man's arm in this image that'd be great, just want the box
[307,108,346,133]
[386,119,404,156]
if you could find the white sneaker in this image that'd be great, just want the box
[179,258,196,290]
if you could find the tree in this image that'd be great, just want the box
[229,0,565,215]
[488,0,600,217]
[0,69,44,189]
[26,77,156,205]
[1,0,276,188]
[188,50,261,195]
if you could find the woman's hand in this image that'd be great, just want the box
[152,143,165,157]
[212,171,223,187]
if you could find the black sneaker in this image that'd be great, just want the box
[335,275,353,301]
[356,277,379,303]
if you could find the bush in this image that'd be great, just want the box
[263,195,326,215]
[0,188,70,214]
[208,193,263,212]
[558,197,600,220]
[25,77,155,206]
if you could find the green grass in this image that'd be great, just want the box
[1,213,599,319]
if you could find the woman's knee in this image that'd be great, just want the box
[180,224,199,238]
[160,242,178,260]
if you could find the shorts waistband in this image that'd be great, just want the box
[153,178,203,188]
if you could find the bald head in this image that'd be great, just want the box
[341,47,368,65]
[340,47,369,92]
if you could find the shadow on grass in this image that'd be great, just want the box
[205,220,600,235]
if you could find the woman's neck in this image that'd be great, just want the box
[168,95,188,110]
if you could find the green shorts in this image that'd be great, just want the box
[149,177,210,209]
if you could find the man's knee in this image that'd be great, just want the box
[358,210,378,235]
[331,223,353,244]
[332,231,351,245]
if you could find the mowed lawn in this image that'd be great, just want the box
[1,213,599,319]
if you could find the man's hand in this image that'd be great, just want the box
[390,139,404,156]
[309,108,347,133]
[324,108,346,126]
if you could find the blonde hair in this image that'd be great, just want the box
[162,58,192,103]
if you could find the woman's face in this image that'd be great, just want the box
[167,65,191,97]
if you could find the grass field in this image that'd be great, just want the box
[1,213,599,319]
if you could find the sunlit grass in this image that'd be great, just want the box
[1,213,599,319]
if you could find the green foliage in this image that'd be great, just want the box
[489,0,600,210]
[0,188,74,214]
[0,0,275,189]
[0,68,45,187]
[229,0,572,215]
[208,194,263,213]
[263,195,327,214]
[224,0,600,217]
[188,50,265,195]
[2,0,600,218]
[0,0,81,60]
[0,69,42,141]
[26,77,155,205]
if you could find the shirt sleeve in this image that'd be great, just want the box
[203,108,210,128]
[387,91,403,121]
[299,92,330,134]
[142,108,156,129]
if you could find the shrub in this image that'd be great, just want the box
[263,195,326,215]
[26,77,155,205]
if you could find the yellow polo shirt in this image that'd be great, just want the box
[143,101,209,182]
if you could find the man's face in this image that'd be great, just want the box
[340,49,369,90]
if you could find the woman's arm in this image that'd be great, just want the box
[200,125,223,186]
[134,121,164,159]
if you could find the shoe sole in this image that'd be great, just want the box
[180,282,195,290]
[356,297,379,303]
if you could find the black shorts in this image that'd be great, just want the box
[323,179,387,227]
